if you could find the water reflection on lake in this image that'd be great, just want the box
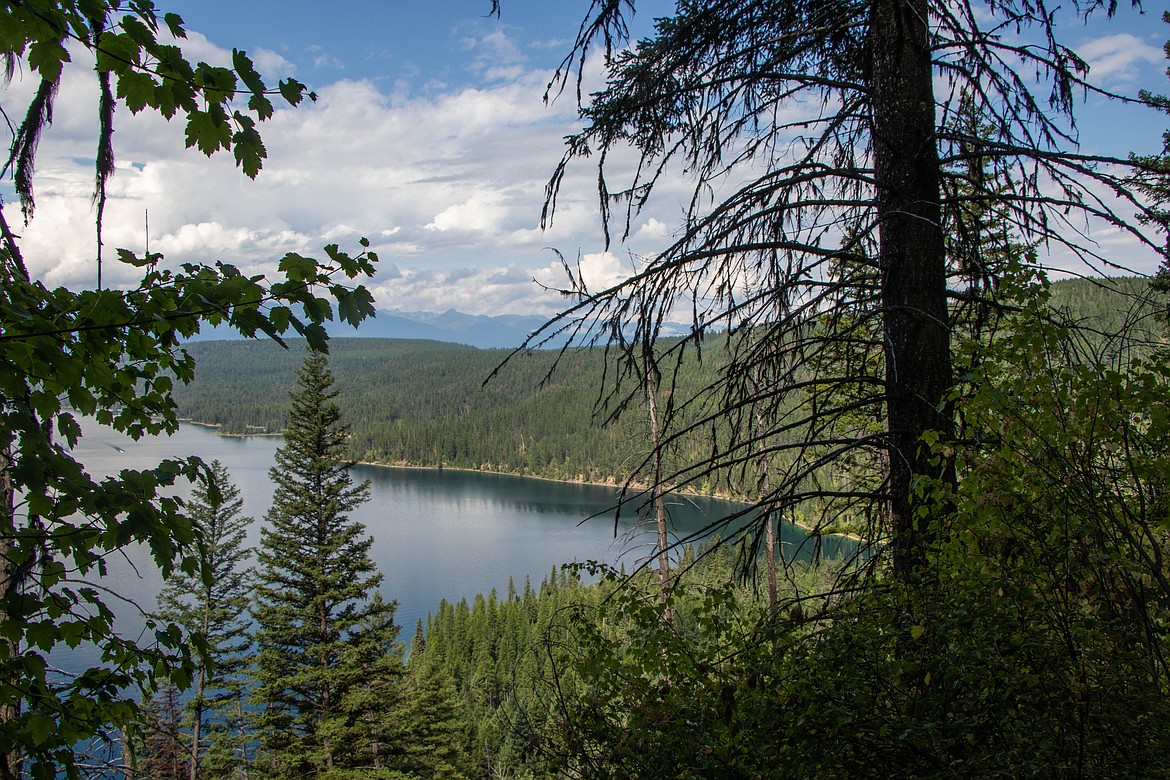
[69,416,854,663]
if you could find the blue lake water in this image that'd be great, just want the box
[65,415,853,667]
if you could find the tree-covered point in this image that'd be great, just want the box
[170,276,1159,493]
[170,336,730,489]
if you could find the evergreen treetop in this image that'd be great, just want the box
[251,351,400,775]
[154,460,254,780]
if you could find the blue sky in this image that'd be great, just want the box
[170,1,671,90]
[5,1,1169,317]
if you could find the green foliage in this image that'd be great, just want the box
[169,336,732,490]
[130,685,187,780]
[1132,11,1170,282]
[740,289,1170,776]
[523,275,1170,778]
[396,543,835,779]
[250,353,402,777]
[153,460,255,779]
[1047,276,1166,355]
[0,246,374,776]
[394,656,470,779]
[397,570,589,779]
[518,551,832,779]
[536,0,1165,586]
[0,0,312,213]
[167,276,1150,515]
[0,237,375,779]
[0,4,377,774]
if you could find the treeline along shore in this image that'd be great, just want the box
[172,334,731,491]
[171,276,1160,501]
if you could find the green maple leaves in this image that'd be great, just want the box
[0,1,314,180]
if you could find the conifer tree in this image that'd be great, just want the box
[155,460,254,780]
[251,351,401,776]
[134,685,188,780]
[1135,14,1170,301]
[533,0,1165,583]
[398,648,471,778]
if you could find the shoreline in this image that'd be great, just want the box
[357,461,867,543]
[180,419,283,437]
[180,420,866,543]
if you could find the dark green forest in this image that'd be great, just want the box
[172,338,648,484]
[170,275,1162,494]
[137,515,839,780]
[171,335,736,491]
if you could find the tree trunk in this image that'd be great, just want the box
[644,349,671,616]
[189,597,211,780]
[235,693,250,780]
[0,445,21,780]
[760,462,778,616]
[318,534,333,771]
[753,386,778,615]
[870,0,954,581]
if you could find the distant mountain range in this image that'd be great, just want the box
[186,275,1157,350]
[347,309,571,349]
[188,308,691,349]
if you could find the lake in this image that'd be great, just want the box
[66,415,854,666]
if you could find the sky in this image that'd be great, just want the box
[3,1,1168,319]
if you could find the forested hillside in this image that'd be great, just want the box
[172,276,1160,489]
[1048,275,1165,352]
[172,336,732,488]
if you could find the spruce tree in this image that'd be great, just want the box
[396,656,470,779]
[134,685,188,780]
[155,461,254,780]
[251,351,401,776]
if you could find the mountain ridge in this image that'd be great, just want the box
[186,307,693,349]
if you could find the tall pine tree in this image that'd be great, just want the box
[155,461,254,780]
[251,352,401,776]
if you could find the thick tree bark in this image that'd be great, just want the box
[870,0,955,580]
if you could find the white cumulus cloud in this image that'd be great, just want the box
[1076,33,1164,85]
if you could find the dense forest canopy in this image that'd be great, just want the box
[169,274,1163,496]
[172,336,725,488]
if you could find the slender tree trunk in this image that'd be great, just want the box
[122,727,137,780]
[643,348,671,616]
[0,445,21,780]
[235,693,250,780]
[188,596,211,780]
[870,0,954,581]
[318,513,333,771]
[751,366,778,615]
[759,470,778,616]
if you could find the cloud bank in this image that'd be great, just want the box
[2,21,1165,317]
